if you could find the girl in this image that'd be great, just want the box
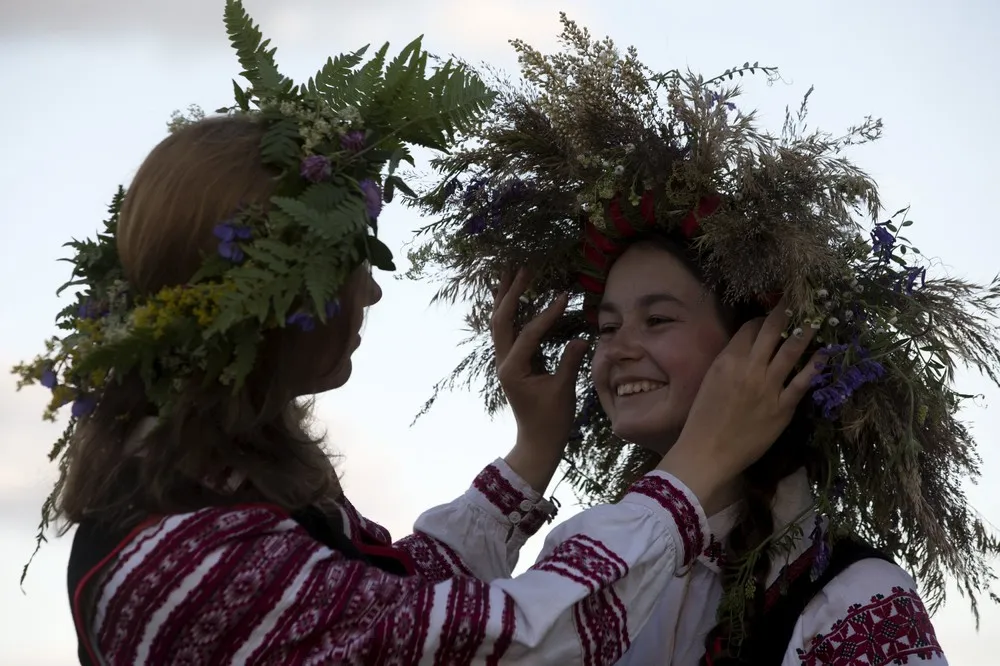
[408,15,1000,666]
[14,3,821,664]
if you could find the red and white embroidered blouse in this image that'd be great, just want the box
[615,469,948,665]
[71,458,710,665]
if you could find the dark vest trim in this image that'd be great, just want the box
[68,518,160,666]
[725,538,894,665]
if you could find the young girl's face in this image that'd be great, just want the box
[591,243,730,454]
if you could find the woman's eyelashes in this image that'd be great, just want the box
[646,315,676,327]
[597,315,676,337]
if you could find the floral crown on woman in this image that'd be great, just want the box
[407,15,1000,621]
[13,0,493,577]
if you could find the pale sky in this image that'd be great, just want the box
[1,0,998,663]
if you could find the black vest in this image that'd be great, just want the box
[714,538,893,665]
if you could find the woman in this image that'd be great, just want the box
[409,16,1000,665]
[14,3,820,665]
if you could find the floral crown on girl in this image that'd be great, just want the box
[407,14,1000,625]
[13,0,493,578]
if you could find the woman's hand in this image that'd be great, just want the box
[492,269,589,494]
[658,302,824,513]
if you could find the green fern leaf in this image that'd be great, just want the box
[305,47,370,105]
[223,0,278,89]
[241,244,291,275]
[228,329,261,389]
[299,182,348,211]
[260,118,301,168]
[303,256,343,317]
[271,196,364,241]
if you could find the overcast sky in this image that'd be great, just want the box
[1,0,998,663]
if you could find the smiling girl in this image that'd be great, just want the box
[411,16,1000,666]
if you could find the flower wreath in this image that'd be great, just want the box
[407,13,1000,637]
[12,0,493,580]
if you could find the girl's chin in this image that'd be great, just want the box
[611,419,682,455]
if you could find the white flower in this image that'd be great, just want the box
[613,165,625,176]
[828,317,840,327]
[817,289,829,299]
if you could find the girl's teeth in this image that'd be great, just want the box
[617,381,665,396]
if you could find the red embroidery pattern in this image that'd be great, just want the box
[797,587,944,665]
[532,535,630,665]
[472,464,551,535]
[435,577,491,664]
[81,501,645,665]
[702,534,724,565]
[394,531,473,582]
[627,474,704,564]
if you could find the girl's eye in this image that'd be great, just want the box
[648,316,675,326]
[597,324,619,336]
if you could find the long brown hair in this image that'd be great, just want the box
[58,115,364,532]
[614,233,824,663]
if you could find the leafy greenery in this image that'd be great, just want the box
[407,11,1000,644]
[14,0,495,580]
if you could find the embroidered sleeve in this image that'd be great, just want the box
[394,458,558,582]
[788,558,947,666]
[84,471,709,666]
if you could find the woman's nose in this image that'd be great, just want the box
[605,324,643,361]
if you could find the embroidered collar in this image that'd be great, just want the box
[698,468,819,588]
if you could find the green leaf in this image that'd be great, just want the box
[271,196,364,241]
[224,0,280,89]
[260,118,301,168]
[367,237,396,271]
[299,182,348,211]
[386,174,416,199]
[229,329,261,389]
[232,79,250,111]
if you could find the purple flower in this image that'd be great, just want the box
[39,366,58,389]
[287,311,316,332]
[324,300,341,319]
[871,224,895,260]
[301,155,333,183]
[340,130,366,153]
[77,299,107,320]
[217,242,244,263]
[811,343,886,419]
[708,91,737,112]
[903,266,926,294]
[810,517,831,581]
[213,221,251,263]
[212,221,252,242]
[359,179,382,220]
[71,395,96,418]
